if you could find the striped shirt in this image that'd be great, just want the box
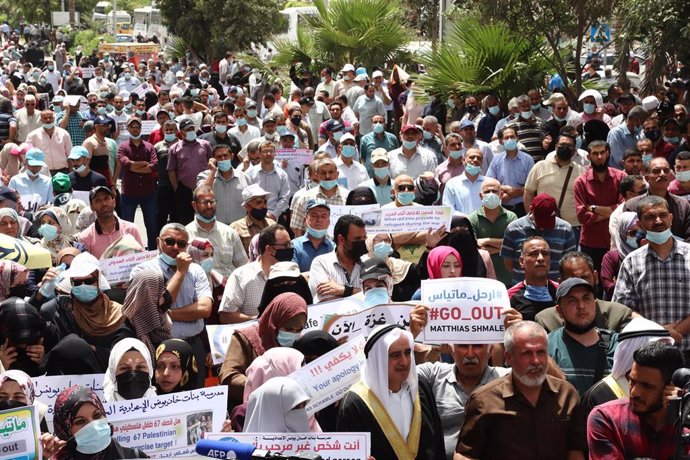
[506,118,545,162]
[218,260,267,318]
[308,251,362,303]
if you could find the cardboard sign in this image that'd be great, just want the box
[99,250,158,284]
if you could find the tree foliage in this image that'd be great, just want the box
[1,0,99,26]
[158,0,285,63]
[414,18,555,106]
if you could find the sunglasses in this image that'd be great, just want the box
[72,276,97,286]
[162,238,188,249]
[397,184,414,192]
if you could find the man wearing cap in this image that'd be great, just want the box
[196,143,247,225]
[455,118,494,174]
[456,321,585,460]
[15,94,41,143]
[8,147,53,207]
[388,124,438,180]
[291,198,334,272]
[83,114,118,183]
[337,323,445,460]
[501,194,578,285]
[361,147,394,205]
[78,186,143,259]
[26,109,72,175]
[316,118,344,157]
[611,93,636,128]
[442,147,485,215]
[230,183,275,255]
[255,116,280,148]
[243,141,290,221]
[335,133,368,190]
[244,100,262,130]
[333,64,355,99]
[168,118,213,225]
[359,113,398,176]
[67,145,107,193]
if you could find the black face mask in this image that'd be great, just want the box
[556,145,574,161]
[563,318,596,335]
[116,370,151,400]
[644,129,660,141]
[0,400,25,411]
[466,105,478,114]
[250,207,268,221]
[274,247,295,262]
[290,117,302,126]
[88,102,97,109]
[348,240,368,260]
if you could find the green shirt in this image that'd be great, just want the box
[467,206,517,286]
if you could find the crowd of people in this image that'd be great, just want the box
[0,34,689,459]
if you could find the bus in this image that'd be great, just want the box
[133,6,167,41]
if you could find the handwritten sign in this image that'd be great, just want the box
[99,250,158,284]
[205,432,370,460]
[327,204,452,236]
[275,148,313,165]
[80,67,95,79]
[206,321,257,365]
[33,374,105,427]
[322,303,413,340]
[0,405,41,460]
[290,336,366,415]
[141,120,159,135]
[107,386,228,458]
[421,277,509,344]
[305,297,365,332]
[19,193,42,213]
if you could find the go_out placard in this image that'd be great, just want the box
[421,277,509,344]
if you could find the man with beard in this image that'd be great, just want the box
[574,141,627,272]
[455,321,585,460]
[587,342,686,459]
[547,278,618,396]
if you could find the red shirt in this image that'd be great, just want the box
[668,178,690,198]
[148,127,164,146]
[654,140,675,160]
[117,139,158,196]
[574,167,626,248]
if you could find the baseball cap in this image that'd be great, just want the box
[94,116,110,126]
[401,124,421,134]
[68,146,89,160]
[372,70,384,79]
[241,183,271,206]
[459,119,475,129]
[556,277,595,301]
[0,186,16,204]
[263,116,276,125]
[179,118,195,131]
[354,74,368,82]
[341,64,355,73]
[617,93,635,103]
[339,133,356,143]
[25,148,46,167]
[306,198,330,212]
[89,185,114,202]
[360,257,392,282]
[82,121,95,134]
[175,71,184,78]
[52,172,72,193]
[126,117,142,127]
[531,193,558,229]
[325,119,344,132]
[371,148,389,164]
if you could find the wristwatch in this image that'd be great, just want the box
[343,284,353,297]
[590,205,597,213]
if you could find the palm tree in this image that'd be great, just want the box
[415,18,558,106]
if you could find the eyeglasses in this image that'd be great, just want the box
[650,167,671,175]
[162,238,188,249]
[271,242,294,249]
[72,276,97,286]
[196,199,216,206]
[397,184,414,192]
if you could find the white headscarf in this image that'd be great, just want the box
[611,317,674,379]
[102,337,157,402]
[244,377,311,433]
[361,325,418,440]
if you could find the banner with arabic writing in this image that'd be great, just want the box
[0,405,41,460]
[33,374,106,430]
[421,277,509,344]
[321,303,414,341]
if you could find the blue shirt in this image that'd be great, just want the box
[607,123,638,170]
[361,178,393,205]
[292,234,335,272]
[359,131,399,176]
[8,173,53,207]
[487,150,535,205]
[442,173,485,215]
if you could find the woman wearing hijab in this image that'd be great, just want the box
[0,260,28,302]
[0,369,49,431]
[346,186,378,205]
[102,337,157,402]
[53,385,149,460]
[33,207,84,263]
[121,270,172,358]
[244,377,312,433]
[219,292,308,408]
[187,238,225,324]
[154,339,199,395]
[0,208,25,239]
[366,233,421,301]
[601,212,643,300]
[411,245,463,300]
[29,247,82,307]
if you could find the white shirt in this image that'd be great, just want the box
[442,173,485,215]
[229,124,261,147]
[335,156,369,190]
[387,146,438,179]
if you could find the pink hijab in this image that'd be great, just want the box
[243,347,304,403]
[426,245,462,279]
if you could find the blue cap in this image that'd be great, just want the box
[460,119,475,129]
[306,198,330,212]
[25,148,46,167]
[68,146,89,160]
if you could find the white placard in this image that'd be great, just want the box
[322,303,413,341]
[327,204,379,237]
[327,204,452,236]
[72,190,90,203]
[0,405,41,460]
[64,95,82,107]
[206,321,257,365]
[275,148,313,165]
[19,193,42,213]
[421,277,509,344]
[141,119,158,135]
[80,67,95,79]
[305,297,365,332]
[99,250,158,284]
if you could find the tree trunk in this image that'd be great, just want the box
[68,0,76,24]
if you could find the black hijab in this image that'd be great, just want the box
[441,216,487,277]
[346,186,377,205]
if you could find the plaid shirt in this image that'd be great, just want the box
[58,111,86,146]
[612,239,690,349]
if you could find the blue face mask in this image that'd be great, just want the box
[372,123,384,134]
[488,105,500,116]
[520,111,532,120]
[677,170,690,182]
[482,192,501,209]
[333,131,343,141]
[642,154,653,166]
[664,136,680,144]
[524,284,552,302]
[185,131,197,142]
[374,167,389,179]
[72,285,100,303]
[200,257,214,273]
[449,150,463,160]
[423,130,433,140]
[39,223,58,241]
[215,124,227,134]
[74,418,112,454]
[43,122,55,130]
[583,103,596,114]
[97,107,107,115]
[306,225,328,239]
[164,133,177,143]
[195,213,215,224]
[320,179,338,190]
[373,241,392,259]
[402,140,417,150]
[236,118,247,127]
[341,145,357,158]
[397,191,416,205]
[626,236,639,249]
[575,136,583,150]
[503,139,518,151]
[363,287,390,307]
[129,133,142,140]
[554,114,566,122]
[531,103,541,111]
[247,109,258,118]
[277,125,288,136]
[160,252,177,267]
[644,228,672,245]
[217,159,233,172]
[465,163,481,176]
[277,330,300,347]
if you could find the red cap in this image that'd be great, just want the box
[10,142,32,156]
[531,193,558,229]
[401,124,421,134]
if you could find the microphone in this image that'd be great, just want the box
[672,368,690,389]
[195,439,323,460]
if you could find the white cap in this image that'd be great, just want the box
[175,70,184,78]
[241,183,272,206]
[59,253,111,292]
[372,70,383,79]
[642,95,659,112]
[268,262,301,280]
[578,89,603,107]
[340,133,356,143]
[354,73,368,82]
[341,63,355,73]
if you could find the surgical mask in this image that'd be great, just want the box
[208,95,215,103]
[626,236,639,249]
[185,131,197,142]
[277,125,289,136]
[215,124,227,134]
[195,213,215,224]
[465,163,481,176]
[524,284,552,302]
[632,125,642,136]
[32,72,40,79]
[402,140,417,149]
[373,242,392,259]
[190,89,199,96]
[363,287,389,307]
[677,170,690,182]
[135,109,145,116]
[372,123,384,134]
[200,257,214,273]
[72,285,100,303]
[554,114,566,122]
[583,103,596,114]
[482,192,501,209]
[274,247,295,262]
[575,136,583,150]
[217,159,233,172]
[27,170,39,178]
[531,103,541,111]
[488,105,500,116]
[277,330,300,347]
[43,122,55,130]
[115,370,151,400]
[39,223,58,241]
[449,150,463,159]
[97,107,107,115]
[74,418,111,454]
[106,104,114,112]
[423,130,433,140]
[664,136,680,144]
[75,164,87,174]
[130,133,142,140]
[397,191,416,205]
[250,207,268,220]
[124,73,132,80]
[520,111,532,120]
[503,138,517,151]
[160,252,177,267]
[374,167,389,179]
[320,179,338,190]
[644,228,672,245]
[247,109,258,118]
[48,65,54,71]
[341,145,357,158]
[165,133,177,143]
[306,225,327,239]
[236,118,247,127]
[53,106,63,113]
[642,154,652,166]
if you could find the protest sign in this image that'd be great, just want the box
[206,321,257,365]
[275,148,313,165]
[322,303,414,341]
[327,204,379,236]
[290,336,366,415]
[327,204,452,236]
[19,193,42,213]
[305,296,365,332]
[205,432,370,460]
[33,374,106,428]
[0,234,52,269]
[80,67,95,78]
[141,120,158,135]
[99,250,158,284]
[0,405,41,460]
[129,84,149,98]
[72,190,90,203]
[64,95,82,108]
[421,277,509,344]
